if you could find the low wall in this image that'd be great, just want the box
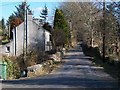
[27,64,43,77]
[26,51,63,77]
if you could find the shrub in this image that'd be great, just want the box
[3,56,21,79]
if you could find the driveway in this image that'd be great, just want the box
[1,44,119,89]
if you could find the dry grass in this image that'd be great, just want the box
[42,60,63,74]
[82,45,120,80]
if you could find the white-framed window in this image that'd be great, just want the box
[5,46,10,53]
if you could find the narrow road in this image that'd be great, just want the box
[1,44,119,89]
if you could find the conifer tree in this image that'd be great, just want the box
[40,4,48,23]
[7,2,31,39]
[53,9,70,47]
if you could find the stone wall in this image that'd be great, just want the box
[26,51,63,77]
[27,64,43,77]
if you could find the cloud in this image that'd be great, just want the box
[32,7,51,12]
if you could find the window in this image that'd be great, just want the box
[6,46,10,53]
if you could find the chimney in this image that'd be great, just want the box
[27,12,33,21]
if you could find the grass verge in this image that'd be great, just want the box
[81,44,120,80]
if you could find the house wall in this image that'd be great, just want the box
[27,15,45,51]
[45,30,51,51]
[0,41,14,56]
[0,14,51,56]
[15,23,24,56]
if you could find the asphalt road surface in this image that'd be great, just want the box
[1,44,119,90]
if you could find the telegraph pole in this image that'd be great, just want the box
[23,0,27,65]
[102,0,106,62]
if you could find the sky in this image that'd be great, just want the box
[0,1,60,24]
[0,0,119,23]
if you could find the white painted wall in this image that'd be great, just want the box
[0,14,51,56]
[45,30,51,51]
[0,41,14,56]
[15,23,24,56]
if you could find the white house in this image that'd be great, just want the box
[0,13,52,56]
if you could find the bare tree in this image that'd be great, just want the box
[60,1,120,61]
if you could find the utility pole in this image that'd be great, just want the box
[14,27,16,56]
[23,0,27,65]
[102,0,106,62]
[8,24,10,39]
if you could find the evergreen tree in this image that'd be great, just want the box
[40,4,48,23]
[7,1,31,27]
[1,18,5,30]
[7,2,31,39]
[0,18,5,35]
[53,9,70,47]
[0,20,2,29]
[14,2,31,21]
[42,22,52,33]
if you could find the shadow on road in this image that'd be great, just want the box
[2,75,119,88]
[2,45,120,89]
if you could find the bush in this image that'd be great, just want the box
[2,39,9,45]
[16,50,50,68]
[3,56,21,79]
[45,49,57,54]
